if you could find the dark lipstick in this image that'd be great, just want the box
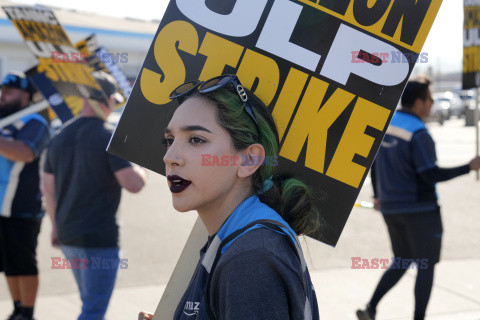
[167,175,192,193]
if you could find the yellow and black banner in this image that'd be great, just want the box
[76,34,130,109]
[109,0,442,245]
[463,0,480,89]
[2,5,105,117]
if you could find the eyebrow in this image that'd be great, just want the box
[164,125,212,134]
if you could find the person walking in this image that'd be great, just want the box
[356,76,480,320]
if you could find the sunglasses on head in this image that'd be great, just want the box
[169,74,259,127]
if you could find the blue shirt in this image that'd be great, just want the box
[174,195,319,319]
[374,110,439,214]
[0,113,50,218]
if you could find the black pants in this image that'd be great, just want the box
[384,209,443,264]
[0,216,42,276]
[368,209,442,320]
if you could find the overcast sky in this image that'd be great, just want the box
[10,0,462,74]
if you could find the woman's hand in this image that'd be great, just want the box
[138,311,154,320]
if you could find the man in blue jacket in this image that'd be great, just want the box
[0,72,51,320]
[357,76,480,320]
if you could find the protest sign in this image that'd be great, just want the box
[27,70,76,122]
[76,34,131,107]
[463,0,480,89]
[2,5,107,119]
[109,0,442,246]
[463,0,480,181]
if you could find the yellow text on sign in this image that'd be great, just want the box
[298,0,442,53]
[38,57,99,88]
[277,77,390,189]
[12,20,70,45]
[139,20,390,189]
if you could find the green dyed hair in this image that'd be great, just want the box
[186,86,323,236]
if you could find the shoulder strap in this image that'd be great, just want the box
[21,113,49,127]
[204,219,312,320]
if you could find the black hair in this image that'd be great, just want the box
[401,75,432,109]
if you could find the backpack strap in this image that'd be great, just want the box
[203,219,312,320]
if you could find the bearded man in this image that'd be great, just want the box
[0,72,50,320]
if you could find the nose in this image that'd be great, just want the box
[163,141,185,168]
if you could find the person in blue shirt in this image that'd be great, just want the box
[139,74,321,320]
[356,76,480,320]
[0,72,51,320]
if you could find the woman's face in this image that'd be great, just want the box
[163,97,245,213]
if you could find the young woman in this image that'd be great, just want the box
[139,74,322,320]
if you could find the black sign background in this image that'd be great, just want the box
[108,0,441,245]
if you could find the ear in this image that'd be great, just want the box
[101,96,115,116]
[411,97,424,114]
[20,91,30,107]
[107,96,116,109]
[237,143,265,178]
[88,99,109,120]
